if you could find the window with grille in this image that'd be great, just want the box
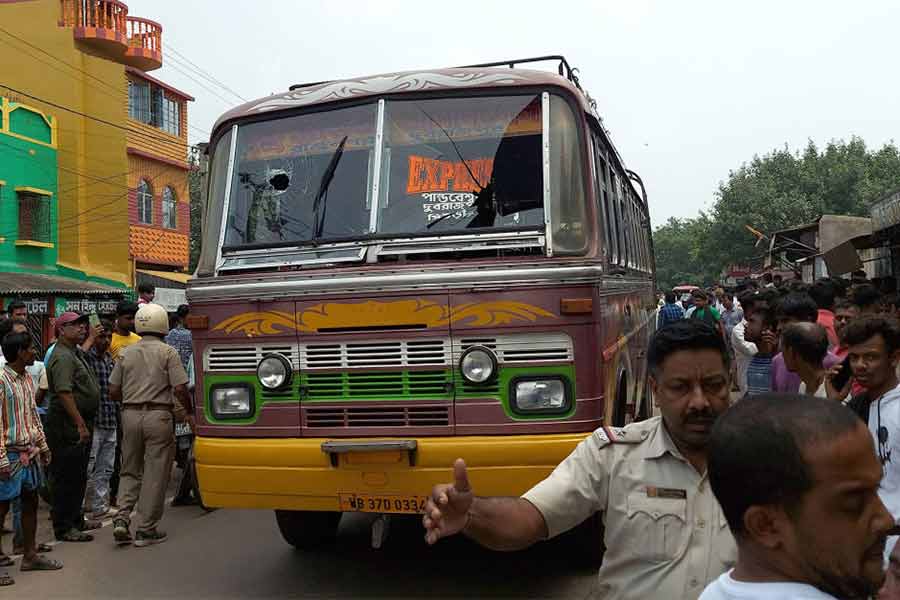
[150,87,163,128]
[162,97,180,136]
[162,186,177,229]
[129,80,179,136]
[128,80,151,123]
[137,179,153,224]
[17,192,51,243]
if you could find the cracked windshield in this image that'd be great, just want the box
[222,95,543,248]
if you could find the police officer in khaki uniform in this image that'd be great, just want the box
[109,304,191,547]
[423,320,737,600]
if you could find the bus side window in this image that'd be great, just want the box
[610,171,623,267]
[641,208,650,272]
[625,193,635,270]
[637,206,646,271]
[636,207,650,271]
[621,186,631,269]
[616,175,629,268]
[636,202,646,271]
[589,136,608,260]
[628,195,637,270]
[626,198,635,270]
[602,157,618,265]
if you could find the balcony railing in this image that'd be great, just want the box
[58,0,163,71]
[124,17,162,71]
[59,0,128,30]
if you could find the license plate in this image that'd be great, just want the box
[339,493,428,514]
[175,422,192,436]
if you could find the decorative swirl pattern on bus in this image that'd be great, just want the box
[248,72,527,113]
[211,300,556,337]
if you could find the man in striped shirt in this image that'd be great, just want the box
[0,332,61,583]
[743,304,778,397]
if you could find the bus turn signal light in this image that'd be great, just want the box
[560,299,593,315]
[185,315,209,330]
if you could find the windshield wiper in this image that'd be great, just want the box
[311,135,348,243]
[417,106,497,230]
[417,107,486,193]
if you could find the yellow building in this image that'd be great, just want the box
[0,0,192,319]
[0,0,193,346]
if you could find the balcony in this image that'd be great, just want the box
[58,0,163,71]
[124,17,162,71]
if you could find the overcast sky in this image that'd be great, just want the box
[129,0,900,227]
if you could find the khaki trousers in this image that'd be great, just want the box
[118,409,175,534]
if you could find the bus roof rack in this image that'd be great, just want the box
[288,80,332,91]
[455,55,582,90]
[287,56,582,93]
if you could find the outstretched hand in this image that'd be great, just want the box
[423,458,474,545]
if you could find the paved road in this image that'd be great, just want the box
[8,505,598,598]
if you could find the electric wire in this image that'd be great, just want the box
[165,43,247,103]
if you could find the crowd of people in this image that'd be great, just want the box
[0,283,196,587]
[5,269,900,597]
[425,271,900,600]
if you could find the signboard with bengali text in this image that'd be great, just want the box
[3,297,50,315]
[53,297,121,316]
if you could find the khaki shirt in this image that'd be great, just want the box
[109,337,189,418]
[522,416,736,600]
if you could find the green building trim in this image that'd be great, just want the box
[0,96,126,291]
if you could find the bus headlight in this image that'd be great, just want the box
[511,378,570,414]
[210,384,254,419]
[459,346,497,384]
[257,354,292,390]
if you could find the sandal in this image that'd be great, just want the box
[0,556,13,567]
[0,572,12,586]
[20,555,62,571]
[58,530,93,542]
[81,519,103,532]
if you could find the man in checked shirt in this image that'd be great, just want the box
[83,320,118,520]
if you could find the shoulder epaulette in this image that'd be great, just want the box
[591,420,655,448]
[602,425,644,444]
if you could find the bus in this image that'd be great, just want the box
[188,55,656,548]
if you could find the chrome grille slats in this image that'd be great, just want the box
[297,338,451,370]
[203,333,572,373]
[452,332,573,364]
[204,345,299,371]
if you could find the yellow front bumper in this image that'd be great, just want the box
[194,433,590,511]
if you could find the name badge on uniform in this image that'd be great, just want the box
[645,485,687,499]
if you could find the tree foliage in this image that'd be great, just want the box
[653,137,900,290]
[188,157,202,273]
[653,214,718,289]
